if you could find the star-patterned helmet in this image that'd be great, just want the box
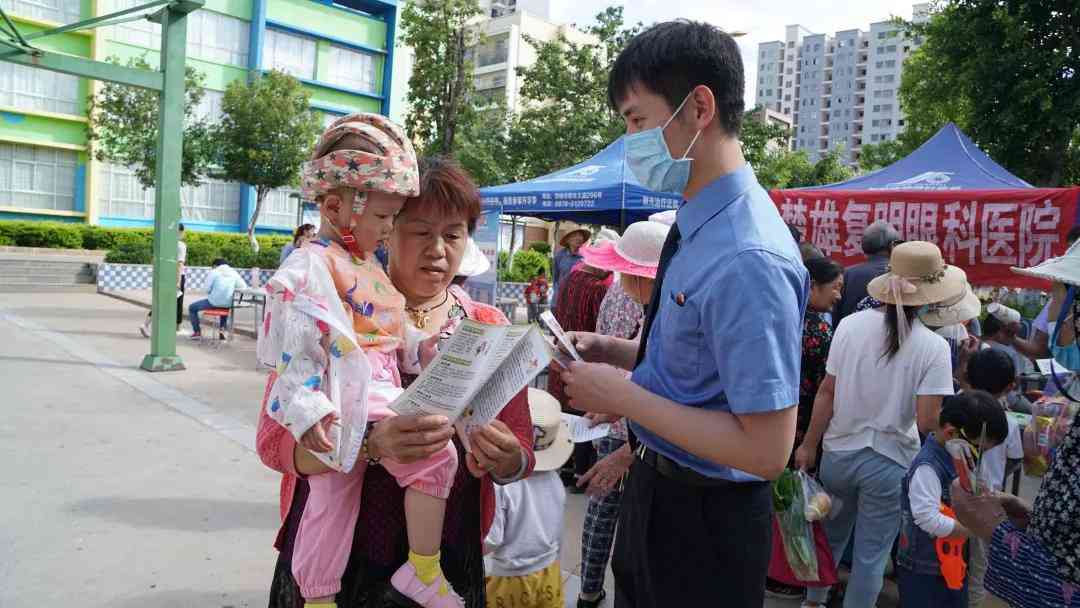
[301,113,420,210]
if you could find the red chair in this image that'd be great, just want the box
[197,308,232,342]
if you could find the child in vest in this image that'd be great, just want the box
[897,391,1008,608]
[260,113,462,608]
[484,388,572,608]
[962,348,1026,608]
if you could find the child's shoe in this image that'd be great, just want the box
[385,560,464,608]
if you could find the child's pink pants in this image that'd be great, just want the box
[291,351,458,599]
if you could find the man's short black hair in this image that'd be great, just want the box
[608,20,744,136]
[178,223,185,232]
[981,313,1004,338]
[212,257,227,267]
[966,348,1017,396]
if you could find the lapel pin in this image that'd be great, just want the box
[675,292,686,306]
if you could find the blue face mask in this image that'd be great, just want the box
[624,92,703,195]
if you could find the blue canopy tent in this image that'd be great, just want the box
[479,136,682,227]
[801,122,1032,191]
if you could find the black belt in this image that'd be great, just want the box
[637,445,738,488]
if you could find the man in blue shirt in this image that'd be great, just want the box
[188,257,247,340]
[560,21,808,608]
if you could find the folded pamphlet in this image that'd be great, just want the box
[389,319,552,451]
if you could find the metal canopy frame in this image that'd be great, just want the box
[0,0,204,371]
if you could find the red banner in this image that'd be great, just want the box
[769,188,1080,289]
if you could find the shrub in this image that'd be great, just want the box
[526,241,552,255]
[501,249,550,283]
[0,220,289,268]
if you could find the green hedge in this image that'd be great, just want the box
[0,221,290,269]
[498,249,551,283]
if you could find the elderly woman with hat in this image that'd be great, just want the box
[919,283,983,388]
[946,242,1080,608]
[795,241,962,608]
[551,226,591,312]
[568,212,669,608]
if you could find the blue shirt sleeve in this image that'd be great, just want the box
[703,249,807,415]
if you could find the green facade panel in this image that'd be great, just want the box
[203,0,252,21]
[102,41,247,90]
[0,112,86,147]
[307,85,381,115]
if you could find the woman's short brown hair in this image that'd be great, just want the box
[405,156,482,233]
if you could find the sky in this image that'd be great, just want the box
[548,0,920,109]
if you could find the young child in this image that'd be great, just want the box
[524,270,549,324]
[259,113,462,608]
[962,348,1026,608]
[484,388,572,608]
[896,391,1009,608]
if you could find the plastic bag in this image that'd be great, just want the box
[801,472,836,522]
[774,470,825,582]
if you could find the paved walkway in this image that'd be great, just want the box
[1,290,1030,607]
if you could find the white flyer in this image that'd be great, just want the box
[389,319,552,451]
[540,310,582,362]
[562,413,611,443]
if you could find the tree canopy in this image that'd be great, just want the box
[899,1,1080,186]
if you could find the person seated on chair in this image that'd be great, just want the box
[190,257,247,340]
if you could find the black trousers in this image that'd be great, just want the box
[146,274,185,327]
[612,457,773,608]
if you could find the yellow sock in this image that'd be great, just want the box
[408,550,448,595]
[305,602,336,607]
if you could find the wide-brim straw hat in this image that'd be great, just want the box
[559,226,592,248]
[528,388,573,472]
[1012,240,1080,286]
[579,217,669,279]
[919,282,981,327]
[867,241,966,306]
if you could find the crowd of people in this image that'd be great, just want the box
[243,17,1080,608]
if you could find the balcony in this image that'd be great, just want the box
[857,52,868,64]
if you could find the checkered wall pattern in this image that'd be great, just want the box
[97,263,274,291]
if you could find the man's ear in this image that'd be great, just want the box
[688,84,716,132]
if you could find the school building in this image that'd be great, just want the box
[0,0,399,234]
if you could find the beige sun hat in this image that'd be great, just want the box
[919,281,981,328]
[559,225,592,248]
[867,241,967,307]
[528,388,573,472]
[1012,240,1080,286]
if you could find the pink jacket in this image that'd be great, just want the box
[256,285,536,546]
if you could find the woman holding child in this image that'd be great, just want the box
[256,114,533,608]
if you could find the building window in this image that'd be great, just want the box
[469,34,509,67]
[104,2,248,66]
[886,44,897,53]
[0,143,77,211]
[326,45,378,94]
[187,10,249,65]
[260,187,300,228]
[263,28,316,80]
[104,0,161,48]
[322,112,344,129]
[760,50,766,59]
[97,162,240,223]
[0,62,79,115]
[0,0,79,24]
[193,88,224,122]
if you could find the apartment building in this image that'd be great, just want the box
[0,0,400,233]
[755,3,931,164]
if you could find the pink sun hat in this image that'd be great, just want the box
[579,217,670,279]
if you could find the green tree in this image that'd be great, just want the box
[215,70,322,250]
[740,107,792,169]
[400,0,483,155]
[858,139,905,173]
[899,1,1080,186]
[509,7,642,179]
[757,148,855,190]
[455,99,523,187]
[87,55,214,190]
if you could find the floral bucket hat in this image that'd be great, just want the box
[301,113,420,212]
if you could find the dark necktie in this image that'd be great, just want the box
[634,221,682,367]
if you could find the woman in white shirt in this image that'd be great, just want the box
[795,242,964,608]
